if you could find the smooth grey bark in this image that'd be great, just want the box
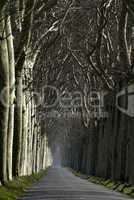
[13,72,23,176]
[20,94,28,176]
[6,16,15,181]
[0,14,10,184]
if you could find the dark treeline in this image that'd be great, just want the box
[62,93,134,184]
[60,0,134,184]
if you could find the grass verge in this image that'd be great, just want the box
[71,169,134,198]
[0,169,48,200]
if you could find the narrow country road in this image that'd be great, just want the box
[17,168,131,200]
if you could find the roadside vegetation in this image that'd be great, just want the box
[0,169,48,200]
[72,169,134,198]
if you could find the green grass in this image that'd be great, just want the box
[0,169,48,200]
[70,169,134,198]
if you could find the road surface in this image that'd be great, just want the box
[17,167,131,200]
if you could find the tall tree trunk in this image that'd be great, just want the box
[27,98,32,175]
[20,95,28,176]
[6,16,15,181]
[0,13,10,184]
[13,72,23,176]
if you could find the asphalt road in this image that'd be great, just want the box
[17,167,131,200]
